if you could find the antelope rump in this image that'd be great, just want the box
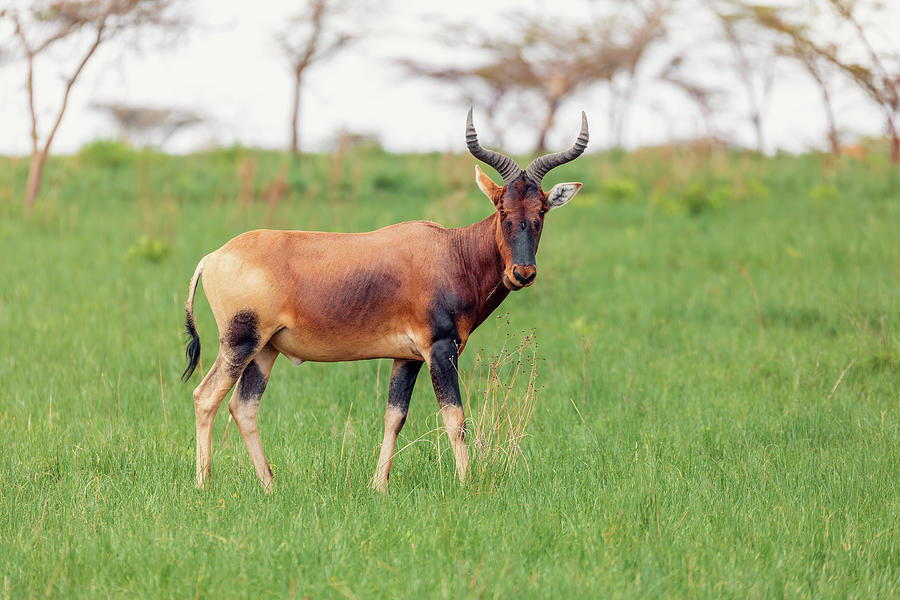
[182,109,589,493]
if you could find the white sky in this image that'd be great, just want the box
[0,0,897,156]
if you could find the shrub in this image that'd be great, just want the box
[77,139,135,169]
[125,236,170,263]
[600,177,640,203]
[807,183,840,203]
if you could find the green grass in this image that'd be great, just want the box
[0,144,898,598]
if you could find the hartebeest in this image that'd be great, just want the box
[182,109,588,492]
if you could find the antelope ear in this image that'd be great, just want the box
[475,165,501,201]
[547,182,582,210]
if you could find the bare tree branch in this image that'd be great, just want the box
[43,20,105,156]
[708,0,779,152]
[2,0,191,209]
[278,0,361,156]
[823,0,899,161]
[659,55,725,141]
[726,3,841,155]
[401,6,669,153]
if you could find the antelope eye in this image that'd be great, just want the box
[539,209,546,216]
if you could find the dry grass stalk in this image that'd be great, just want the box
[827,358,856,400]
[328,141,347,221]
[222,414,232,443]
[237,156,256,205]
[366,328,541,490]
[460,328,540,490]
[101,372,109,419]
[158,359,168,433]
[263,166,289,227]
[735,262,764,337]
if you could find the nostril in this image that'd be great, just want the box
[513,265,536,284]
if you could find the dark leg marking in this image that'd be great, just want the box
[428,289,469,345]
[238,360,267,404]
[387,360,423,416]
[225,310,260,378]
[429,338,462,408]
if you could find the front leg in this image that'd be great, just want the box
[428,338,469,483]
[373,359,423,493]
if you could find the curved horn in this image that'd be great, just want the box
[465,108,521,185]
[524,111,589,186]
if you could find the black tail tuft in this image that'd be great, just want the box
[181,310,202,382]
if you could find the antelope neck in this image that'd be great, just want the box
[450,214,510,326]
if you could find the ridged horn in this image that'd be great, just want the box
[524,111,589,186]
[465,108,521,185]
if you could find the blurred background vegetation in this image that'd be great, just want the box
[1,0,899,212]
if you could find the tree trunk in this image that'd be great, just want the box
[534,99,560,154]
[21,24,105,212]
[290,72,302,157]
[24,149,48,212]
[751,112,764,153]
[827,126,840,159]
[888,113,899,165]
[807,65,840,158]
[824,108,840,158]
[891,130,899,165]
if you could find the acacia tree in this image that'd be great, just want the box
[604,6,671,148]
[92,102,206,147]
[821,0,899,163]
[733,0,897,162]
[708,1,778,153]
[278,0,359,157]
[399,61,514,148]
[402,5,668,153]
[1,0,187,210]
[726,3,841,156]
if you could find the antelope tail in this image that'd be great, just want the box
[181,257,206,382]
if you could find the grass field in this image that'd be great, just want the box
[0,143,898,598]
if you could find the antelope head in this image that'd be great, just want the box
[466,108,588,290]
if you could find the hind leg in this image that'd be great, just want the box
[193,355,239,488]
[228,344,279,491]
[193,309,266,488]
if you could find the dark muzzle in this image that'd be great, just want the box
[513,265,536,286]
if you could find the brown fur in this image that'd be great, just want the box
[200,216,510,363]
